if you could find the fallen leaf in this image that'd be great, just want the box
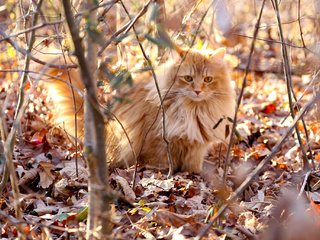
[140,177,174,191]
[39,162,55,188]
[30,129,47,145]
[18,168,39,186]
[114,175,136,202]
[262,103,276,114]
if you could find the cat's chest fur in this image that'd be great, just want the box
[163,97,230,144]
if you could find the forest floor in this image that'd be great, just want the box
[1,47,320,239]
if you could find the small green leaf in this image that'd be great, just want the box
[157,27,175,49]
[87,24,103,44]
[76,207,88,222]
[53,213,69,221]
[146,2,159,23]
[110,69,132,89]
[113,32,130,43]
[144,34,173,49]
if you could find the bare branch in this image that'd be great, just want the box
[0,20,63,43]
[98,0,152,56]
[297,0,306,48]
[223,0,266,182]
[0,30,77,68]
[119,0,174,179]
[272,0,310,170]
[62,0,111,238]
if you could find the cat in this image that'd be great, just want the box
[36,46,236,174]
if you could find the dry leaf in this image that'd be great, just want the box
[39,162,55,189]
[18,168,39,186]
[114,175,136,202]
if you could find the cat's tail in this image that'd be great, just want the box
[31,52,131,168]
[31,54,85,141]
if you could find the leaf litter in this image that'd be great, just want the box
[1,9,320,240]
[1,57,320,239]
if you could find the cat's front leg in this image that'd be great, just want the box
[179,145,208,174]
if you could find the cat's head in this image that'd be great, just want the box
[165,47,233,102]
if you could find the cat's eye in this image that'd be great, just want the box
[204,76,214,83]
[184,75,193,82]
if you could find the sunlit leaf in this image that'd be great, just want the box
[262,103,276,114]
[141,206,152,212]
[129,208,138,215]
[7,45,15,58]
[30,128,47,145]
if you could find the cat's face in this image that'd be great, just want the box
[169,48,232,102]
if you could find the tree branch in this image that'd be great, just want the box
[223,0,266,182]
[62,0,111,238]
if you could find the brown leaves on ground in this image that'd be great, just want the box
[2,49,320,239]
[1,1,320,239]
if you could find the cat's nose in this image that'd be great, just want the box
[194,90,201,96]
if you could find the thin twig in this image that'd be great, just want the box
[0,109,9,193]
[272,0,310,170]
[62,0,111,237]
[280,71,320,124]
[235,34,306,49]
[74,0,119,18]
[1,94,29,240]
[130,0,214,182]
[223,0,266,182]
[197,92,320,239]
[298,170,311,198]
[1,53,60,240]
[52,20,80,178]
[292,0,314,167]
[297,0,306,48]
[109,112,137,177]
[98,0,152,56]
[97,0,119,20]
[119,0,174,179]
[14,0,44,119]
[0,30,77,69]
[0,20,63,43]
[235,224,257,240]
[0,69,83,95]
[4,1,44,239]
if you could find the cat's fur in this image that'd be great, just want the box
[37,47,235,174]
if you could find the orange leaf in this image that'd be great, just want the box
[23,226,31,234]
[262,103,276,114]
[30,128,47,145]
[24,80,31,91]
[314,152,320,162]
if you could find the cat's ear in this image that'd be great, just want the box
[208,47,226,60]
[174,46,187,58]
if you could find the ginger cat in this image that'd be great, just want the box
[37,47,235,174]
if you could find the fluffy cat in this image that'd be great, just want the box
[38,47,236,174]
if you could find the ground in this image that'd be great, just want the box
[1,56,320,239]
[1,0,320,239]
